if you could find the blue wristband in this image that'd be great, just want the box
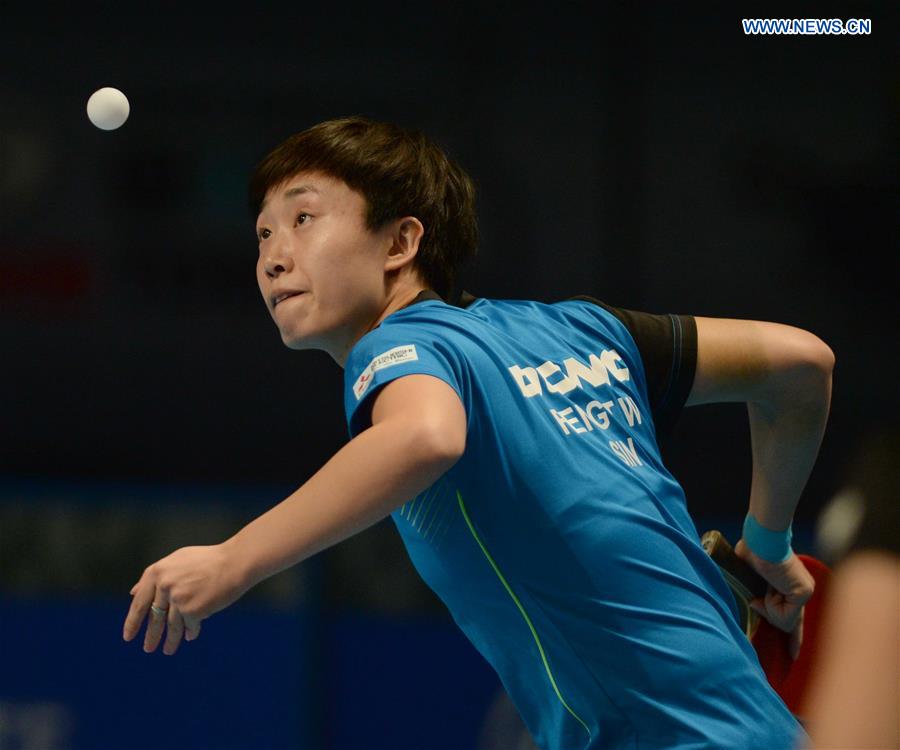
[742,512,793,563]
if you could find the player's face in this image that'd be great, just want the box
[255,172,396,364]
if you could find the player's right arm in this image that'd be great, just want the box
[686,317,833,646]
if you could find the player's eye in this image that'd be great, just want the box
[296,213,311,226]
[257,228,271,242]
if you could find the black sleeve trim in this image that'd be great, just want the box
[566,295,697,439]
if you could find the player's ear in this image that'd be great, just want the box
[384,216,425,272]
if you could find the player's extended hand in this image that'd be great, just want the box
[122,543,248,655]
[734,538,815,659]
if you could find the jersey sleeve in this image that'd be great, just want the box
[343,322,470,440]
[566,295,697,439]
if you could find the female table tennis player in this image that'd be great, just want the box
[123,117,832,750]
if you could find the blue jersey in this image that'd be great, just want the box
[343,293,804,750]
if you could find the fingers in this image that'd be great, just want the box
[749,596,766,618]
[123,554,209,654]
[163,608,186,656]
[753,586,805,648]
[775,596,803,635]
[123,575,156,642]
[124,581,201,654]
[790,608,805,660]
[184,615,202,642]
[143,593,171,653]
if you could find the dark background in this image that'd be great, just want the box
[0,4,895,749]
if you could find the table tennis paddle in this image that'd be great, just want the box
[701,529,831,718]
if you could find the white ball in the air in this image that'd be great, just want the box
[86,87,130,130]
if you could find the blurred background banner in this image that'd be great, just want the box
[0,4,894,749]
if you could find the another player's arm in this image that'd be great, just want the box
[224,374,466,589]
[804,551,900,749]
[686,317,834,533]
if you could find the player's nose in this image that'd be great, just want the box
[263,236,295,277]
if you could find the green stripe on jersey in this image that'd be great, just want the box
[456,490,591,740]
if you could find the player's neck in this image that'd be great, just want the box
[333,284,431,369]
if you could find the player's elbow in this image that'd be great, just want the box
[689,317,834,408]
[815,337,836,375]
[786,330,833,384]
[767,329,834,408]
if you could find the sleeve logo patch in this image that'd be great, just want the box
[353,345,419,400]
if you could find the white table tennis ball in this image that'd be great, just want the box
[86,87,130,130]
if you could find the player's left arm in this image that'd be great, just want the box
[124,374,466,651]
[686,317,833,648]
[686,317,835,533]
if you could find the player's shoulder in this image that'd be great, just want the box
[547,294,634,331]
[382,293,628,338]
[346,300,469,370]
[380,298,477,330]
[555,293,620,316]
[347,293,527,370]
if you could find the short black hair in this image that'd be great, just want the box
[249,116,478,300]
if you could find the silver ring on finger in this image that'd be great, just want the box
[151,604,169,617]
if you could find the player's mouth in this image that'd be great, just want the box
[272,291,306,307]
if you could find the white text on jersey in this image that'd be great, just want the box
[507,349,630,398]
